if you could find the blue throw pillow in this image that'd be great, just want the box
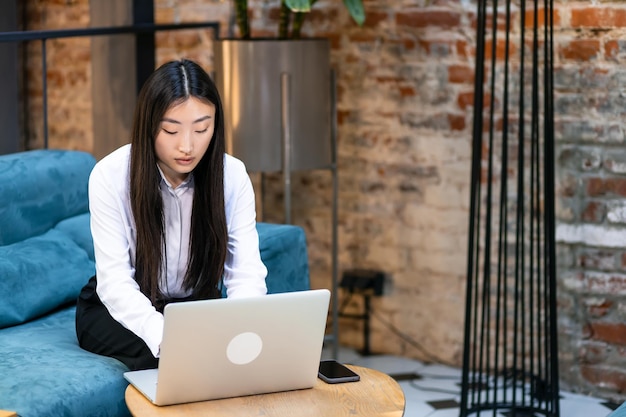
[0,229,95,329]
[0,149,95,246]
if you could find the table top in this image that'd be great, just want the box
[125,364,405,417]
[0,411,17,417]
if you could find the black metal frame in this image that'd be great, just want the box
[0,21,220,149]
[460,0,558,416]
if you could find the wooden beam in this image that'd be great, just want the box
[90,1,136,159]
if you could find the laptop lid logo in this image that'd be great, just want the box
[226,332,263,365]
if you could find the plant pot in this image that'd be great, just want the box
[213,39,332,172]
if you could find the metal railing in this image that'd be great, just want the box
[0,21,220,149]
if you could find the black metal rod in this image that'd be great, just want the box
[460,0,487,411]
[495,0,513,409]
[461,0,559,415]
[512,0,527,407]
[545,0,560,413]
[479,0,500,410]
[4,21,220,150]
[0,22,220,43]
[463,43,475,417]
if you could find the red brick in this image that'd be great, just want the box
[348,33,379,43]
[524,7,561,28]
[560,39,601,61]
[46,69,65,89]
[457,91,494,112]
[396,10,461,29]
[364,10,388,27]
[457,91,474,110]
[325,33,341,50]
[581,201,605,223]
[375,76,403,83]
[448,64,474,84]
[448,113,466,131]
[589,322,626,345]
[581,365,626,393]
[586,178,604,196]
[401,38,416,50]
[456,39,472,58]
[606,39,619,59]
[571,7,626,28]
[484,38,518,61]
[587,178,626,197]
[337,110,352,125]
[399,86,416,97]
[472,11,521,32]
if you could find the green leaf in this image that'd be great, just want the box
[285,0,312,13]
[343,0,365,26]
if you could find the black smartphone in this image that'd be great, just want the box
[318,359,360,384]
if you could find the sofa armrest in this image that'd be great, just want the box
[257,222,310,294]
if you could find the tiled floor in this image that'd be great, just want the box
[321,346,618,417]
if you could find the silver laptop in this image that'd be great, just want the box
[124,289,331,406]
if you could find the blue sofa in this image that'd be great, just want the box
[611,402,626,416]
[0,149,310,417]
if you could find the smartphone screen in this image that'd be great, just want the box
[318,360,360,384]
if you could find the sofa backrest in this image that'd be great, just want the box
[0,150,97,329]
[0,149,96,246]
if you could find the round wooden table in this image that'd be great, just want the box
[125,364,405,416]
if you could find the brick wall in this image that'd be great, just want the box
[21,0,626,402]
[554,2,626,400]
[23,0,91,151]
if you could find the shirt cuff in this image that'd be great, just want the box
[141,314,164,358]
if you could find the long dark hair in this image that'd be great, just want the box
[129,59,227,308]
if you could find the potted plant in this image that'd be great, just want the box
[214,0,365,172]
[233,0,365,39]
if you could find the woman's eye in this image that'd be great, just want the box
[162,128,177,135]
[195,128,208,134]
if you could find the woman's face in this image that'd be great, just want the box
[155,96,216,188]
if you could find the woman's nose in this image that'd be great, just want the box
[179,132,193,154]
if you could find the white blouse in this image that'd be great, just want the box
[89,144,267,357]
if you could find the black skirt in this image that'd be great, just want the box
[75,276,159,371]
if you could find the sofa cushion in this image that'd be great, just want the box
[257,222,310,293]
[0,149,95,246]
[0,229,95,329]
[0,306,130,417]
[54,213,95,261]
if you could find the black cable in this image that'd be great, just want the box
[369,308,455,367]
[330,292,456,368]
[408,380,460,395]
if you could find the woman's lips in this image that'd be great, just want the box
[175,157,194,166]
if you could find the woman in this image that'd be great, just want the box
[75,59,267,370]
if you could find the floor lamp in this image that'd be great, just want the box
[214,39,340,358]
[459,0,559,416]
